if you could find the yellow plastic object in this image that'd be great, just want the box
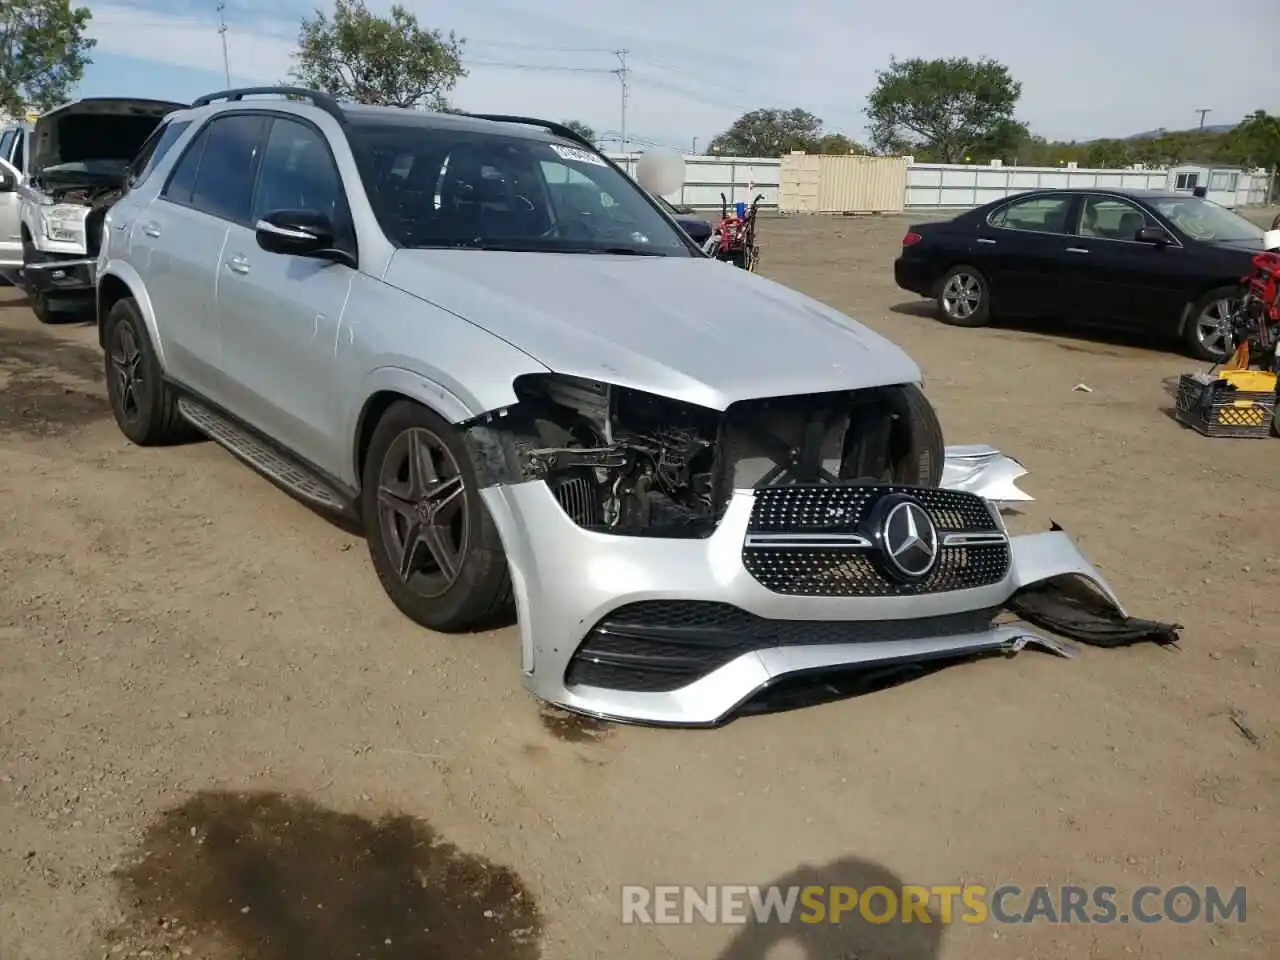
[1218,369,1278,393]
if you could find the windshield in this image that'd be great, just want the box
[1148,196,1265,243]
[349,121,695,256]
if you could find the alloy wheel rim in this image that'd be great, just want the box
[1195,298,1238,357]
[109,323,145,423]
[376,427,469,598]
[942,273,981,318]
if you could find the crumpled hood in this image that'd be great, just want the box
[30,98,186,175]
[382,250,921,411]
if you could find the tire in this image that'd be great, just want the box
[1183,286,1241,362]
[1271,212,1280,231]
[935,265,991,328]
[103,297,193,445]
[361,400,513,632]
[30,290,59,324]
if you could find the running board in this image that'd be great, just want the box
[177,398,350,514]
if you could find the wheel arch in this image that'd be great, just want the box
[1175,278,1246,337]
[96,264,165,362]
[350,368,498,490]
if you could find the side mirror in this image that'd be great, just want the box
[0,170,14,192]
[255,209,349,263]
[1136,226,1172,245]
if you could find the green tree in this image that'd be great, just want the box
[708,108,825,157]
[815,132,871,155]
[290,0,465,110]
[1224,110,1280,170]
[0,0,95,115]
[561,119,596,144]
[865,56,1022,163]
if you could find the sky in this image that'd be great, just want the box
[78,0,1280,151]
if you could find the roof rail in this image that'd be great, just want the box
[191,86,345,124]
[465,114,596,152]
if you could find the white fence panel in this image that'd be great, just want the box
[904,162,1270,210]
[607,152,781,210]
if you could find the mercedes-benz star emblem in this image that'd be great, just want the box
[876,496,939,581]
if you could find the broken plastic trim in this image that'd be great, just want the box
[1007,573,1182,648]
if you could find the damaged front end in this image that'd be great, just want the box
[463,374,1177,726]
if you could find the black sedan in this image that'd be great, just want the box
[894,189,1268,360]
[654,194,713,246]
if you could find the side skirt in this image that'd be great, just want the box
[174,390,360,522]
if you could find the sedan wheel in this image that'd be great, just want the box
[1185,288,1241,362]
[936,265,991,328]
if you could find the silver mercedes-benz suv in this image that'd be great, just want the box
[95,86,1174,726]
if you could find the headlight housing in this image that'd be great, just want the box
[40,204,89,245]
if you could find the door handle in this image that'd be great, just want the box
[225,255,250,275]
[141,222,161,237]
[976,238,997,245]
[1065,247,1089,254]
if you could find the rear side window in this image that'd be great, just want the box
[162,114,267,224]
[988,194,1075,235]
[190,115,267,224]
[128,118,193,188]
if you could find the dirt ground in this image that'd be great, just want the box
[2,209,1278,960]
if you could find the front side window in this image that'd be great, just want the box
[252,117,353,250]
[987,194,1075,235]
[1147,196,1264,243]
[348,121,694,255]
[1078,196,1157,241]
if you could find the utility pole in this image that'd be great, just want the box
[216,2,231,88]
[614,49,629,158]
[1195,108,1211,129]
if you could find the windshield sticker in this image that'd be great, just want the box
[550,143,606,166]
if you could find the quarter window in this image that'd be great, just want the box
[1077,196,1155,241]
[127,119,192,189]
[988,195,1074,235]
[0,130,15,164]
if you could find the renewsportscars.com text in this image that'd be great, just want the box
[620,884,1247,926]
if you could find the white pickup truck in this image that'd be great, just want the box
[1,98,184,320]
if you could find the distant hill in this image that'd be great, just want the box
[1124,123,1236,140]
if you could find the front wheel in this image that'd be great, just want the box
[361,400,513,632]
[1183,286,1241,362]
[103,297,194,445]
[935,265,991,327]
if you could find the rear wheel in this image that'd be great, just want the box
[361,400,513,632]
[936,265,991,327]
[1183,286,1241,362]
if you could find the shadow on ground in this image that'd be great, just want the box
[0,323,106,436]
[715,855,944,960]
[888,300,1175,358]
[106,790,543,960]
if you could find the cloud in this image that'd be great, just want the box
[83,0,1280,145]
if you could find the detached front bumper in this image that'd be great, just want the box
[480,462,1127,726]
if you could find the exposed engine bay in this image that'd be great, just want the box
[467,374,944,536]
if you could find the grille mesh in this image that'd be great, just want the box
[743,484,1009,597]
[749,484,999,533]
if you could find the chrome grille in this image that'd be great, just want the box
[743,484,1009,597]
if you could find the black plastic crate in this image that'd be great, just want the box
[1174,372,1276,438]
